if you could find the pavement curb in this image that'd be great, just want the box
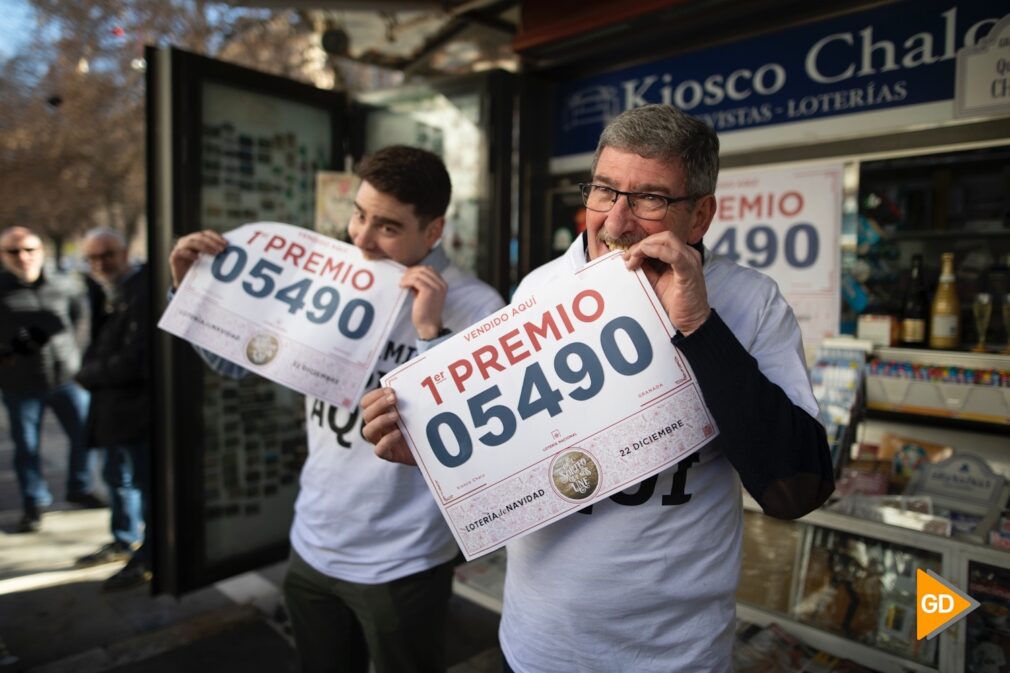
[27,604,264,673]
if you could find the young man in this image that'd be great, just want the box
[364,106,834,672]
[73,228,152,591]
[0,226,98,533]
[170,146,504,673]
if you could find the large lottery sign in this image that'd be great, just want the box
[382,252,718,560]
[709,164,843,349]
[159,222,407,410]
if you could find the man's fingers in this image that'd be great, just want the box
[362,409,400,445]
[373,431,416,466]
[406,275,444,294]
[361,388,395,425]
[171,249,197,263]
[360,388,414,465]
[401,266,446,287]
[186,232,228,254]
[360,386,391,410]
[169,231,229,287]
[173,230,228,257]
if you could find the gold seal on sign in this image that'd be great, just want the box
[245,333,280,365]
[550,449,600,501]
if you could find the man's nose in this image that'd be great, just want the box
[604,194,638,234]
[353,225,376,248]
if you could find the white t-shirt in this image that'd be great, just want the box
[499,236,818,673]
[290,246,505,584]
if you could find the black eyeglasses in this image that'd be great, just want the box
[579,183,703,221]
[85,250,118,263]
[3,247,40,256]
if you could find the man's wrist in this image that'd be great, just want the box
[674,309,715,341]
[418,325,450,341]
[674,308,712,337]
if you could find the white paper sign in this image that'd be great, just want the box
[382,252,718,560]
[955,13,1010,118]
[159,222,408,410]
[709,164,843,349]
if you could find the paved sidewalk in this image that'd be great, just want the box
[0,400,500,673]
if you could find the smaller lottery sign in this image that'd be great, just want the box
[382,252,718,560]
[159,222,408,410]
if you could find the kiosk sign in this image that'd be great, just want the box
[382,252,718,559]
[955,13,1010,118]
[159,222,408,410]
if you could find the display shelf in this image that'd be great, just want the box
[886,230,1010,241]
[871,349,1010,377]
[743,495,1010,560]
[736,603,939,673]
[863,408,1010,438]
[866,348,1010,428]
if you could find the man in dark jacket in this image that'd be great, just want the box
[73,228,152,591]
[1,226,99,533]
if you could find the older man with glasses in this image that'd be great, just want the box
[0,226,100,533]
[71,228,153,591]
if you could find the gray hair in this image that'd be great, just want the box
[591,104,720,197]
[83,227,127,249]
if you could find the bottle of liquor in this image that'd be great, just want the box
[900,255,928,347]
[929,252,960,350]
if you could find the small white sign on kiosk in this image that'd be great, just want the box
[955,13,1010,118]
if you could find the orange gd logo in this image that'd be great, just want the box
[916,568,980,640]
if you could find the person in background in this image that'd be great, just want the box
[169,146,505,673]
[72,228,152,591]
[0,226,100,533]
[364,105,835,672]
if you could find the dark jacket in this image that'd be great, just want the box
[0,269,88,395]
[76,265,150,444]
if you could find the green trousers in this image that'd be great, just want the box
[283,549,455,673]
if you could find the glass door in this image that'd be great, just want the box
[350,70,515,298]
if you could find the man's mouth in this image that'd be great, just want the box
[598,232,642,252]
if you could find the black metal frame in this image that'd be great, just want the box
[147,46,346,594]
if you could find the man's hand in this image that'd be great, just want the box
[361,387,416,466]
[623,232,710,335]
[169,230,228,289]
[401,266,447,340]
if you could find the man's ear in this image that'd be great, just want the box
[424,216,445,247]
[687,195,716,245]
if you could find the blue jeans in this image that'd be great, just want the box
[102,442,147,549]
[2,383,92,508]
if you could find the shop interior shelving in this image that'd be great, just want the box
[739,495,1010,673]
[738,347,1010,673]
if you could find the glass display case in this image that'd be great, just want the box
[967,561,1010,673]
[738,502,1010,673]
[845,145,1010,348]
[740,345,1010,673]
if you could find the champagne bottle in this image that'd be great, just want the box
[900,255,928,347]
[929,252,960,349]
